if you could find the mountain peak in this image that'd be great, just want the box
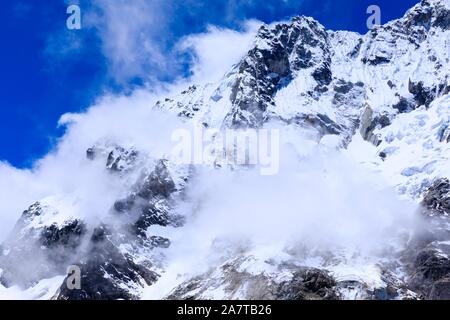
[222,15,331,128]
[402,0,450,30]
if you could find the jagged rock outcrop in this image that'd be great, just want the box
[406,245,450,299]
[224,16,332,128]
[0,202,87,288]
[402,176,450,299]
[87,144,140,172]
[359,107,391,146]
[422,178,450,216]
[0,147,188,299]
[166,256,340,300]
[275,268,338,300]
[56,225,159,300]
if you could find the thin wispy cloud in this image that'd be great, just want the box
[43,0,311,85]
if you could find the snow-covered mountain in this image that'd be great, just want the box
[1,0,449,300]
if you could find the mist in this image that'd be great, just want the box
[142,126,423,298]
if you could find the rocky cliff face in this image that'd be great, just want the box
[1,0,450,300]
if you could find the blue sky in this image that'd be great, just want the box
[0,0,419,168]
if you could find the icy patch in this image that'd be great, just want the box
[0,275,65,300]
[349,95,450,199]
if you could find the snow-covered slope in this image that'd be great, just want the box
[1,0,450,300]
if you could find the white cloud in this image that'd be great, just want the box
[0,163,49,241]
[84,0,172,83]
[86,0,260,84]
[178,20,260,84]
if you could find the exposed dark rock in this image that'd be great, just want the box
[408,80,436,107]
[90,225,111,243]
[371,285,399,300]
[0,215,87,288]
[85,145,139,172]
[181,85,197,95]
[40,220,86,249]
[307,114,342,135]
[349,38,363,58]
[106,147,139,172]
[433,7,450,30]
[359,107,390,146]
[312,61,332,87]
[167,259,339,300]
[362,55,391,66]
[135,205,171,231]
[408,1,433,29]
[276,268,339,300]
[57,238,158,300]
[289,114,343,136]
[21,202,43,220]
[392,97,416,113]
[438,124,450,143]
[387,80,395,89]
[113,196,135,214]
[166,276,207,300]
[225,16,330,128]
[137,160,176,199]
[422,178,450,216]
[149,236,171,249]
[134,204,184,237]
[86,147,95,160]
[111,160,185,242]
[429,278,450,299]
[334,80,354,94]
[409,248,450,298]
[376,114,391,128]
